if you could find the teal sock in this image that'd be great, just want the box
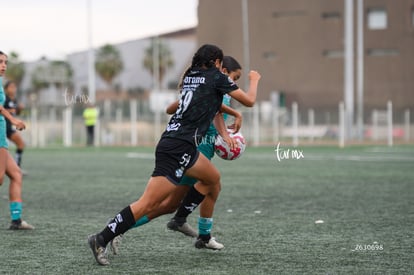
[131,215,150,228]
[10,202,22,221]
[198,217,213,236]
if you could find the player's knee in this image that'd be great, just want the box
[19,142,25,150]
[216,181,222,192]
[9,171,22,185]
[209,171,220,186]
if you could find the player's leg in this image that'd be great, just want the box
[86,126,93,146]
[5,151,34,230]
[167,143,223,248]
[132,185,190,227]
[167,142,214,236]
[109,185,191,255]
[88,138,203,265]
[0,147,7,185]
[166,176,198,236]
[89,176,177,265]
[9,132,25,168]
[174,153,224,249]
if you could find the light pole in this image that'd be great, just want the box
[356,0,364,140]
[242,0,259,146]
[87,0,96,103]
[344,0,355,141]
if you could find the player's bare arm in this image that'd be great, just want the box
[166,100,179,115]
[0,106,25,130]
[228,70,261,107]
[220,104,242,133]
[213,112,237,150]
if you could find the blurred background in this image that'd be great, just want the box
[2,0,414,147]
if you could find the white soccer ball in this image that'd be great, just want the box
[214,130,246,160]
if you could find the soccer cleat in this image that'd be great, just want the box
[195,237,224,250]
[9,220,35,230]
[166,218,198,237]
[88,234,109,266]
[110,234,123,255]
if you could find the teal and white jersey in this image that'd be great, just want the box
[0,77,8,148]
[204,93,232,138]
[0,77,5,120]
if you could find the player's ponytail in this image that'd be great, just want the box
[178,44,223,88]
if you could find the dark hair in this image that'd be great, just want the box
[4,80,15,90]
[179,44,223,88]
[0,51,6,56]
[222,56,242,73]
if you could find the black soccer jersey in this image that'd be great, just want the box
[162,67,238,145]
[4,96,18,117]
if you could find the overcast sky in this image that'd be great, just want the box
[2,0,198,62]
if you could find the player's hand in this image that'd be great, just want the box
[249,70,261,82]
[222,135,238,151]
[228,112,242,134]
[11,118,26,130]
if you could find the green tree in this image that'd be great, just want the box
[143,38,174,88]
[5,51,25,86]
[31,58,73,95]
[95,44,124,89]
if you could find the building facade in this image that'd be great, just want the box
[197,0,414,122]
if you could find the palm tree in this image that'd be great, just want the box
[5,51,25,86]
[143,38,174,88]
[31,58,73,90]
[95,44,124,89]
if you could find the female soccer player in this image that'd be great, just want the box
[0,51,34,230]
[108,56,245,254]
[4,81,26,169]
[165,56,245,248]
[88,44,260,266]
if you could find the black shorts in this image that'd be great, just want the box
[6,122,16,139]
[152,138,200,185]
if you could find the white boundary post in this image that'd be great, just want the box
[94,107,100,147]
[387,101,393,147]
[404,109,410,142]
[372,109,378,141]
[30,107,38,147]
[63,106,72,147]
[339,102,345,148]
[308,109,315,143]
[253,105,260,146]
[116,108,122,145]
[271,92,279,144]
[39,124,46,147]
[130,99,138,146]
[104,99,111,122]
[292,102,298,147]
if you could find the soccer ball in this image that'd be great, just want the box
[214,131,246,160]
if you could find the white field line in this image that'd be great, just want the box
[126,152,154,159]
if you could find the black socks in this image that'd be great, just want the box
[98,206,135,246]
[16,149,23,167]
[174,185,205,225]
